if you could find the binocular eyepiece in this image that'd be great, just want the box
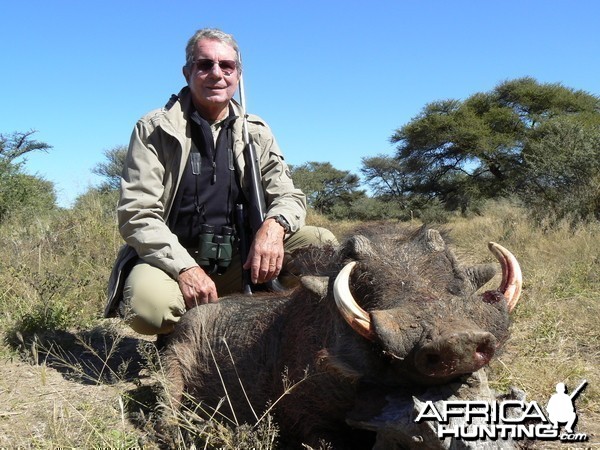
[196,224,235,275]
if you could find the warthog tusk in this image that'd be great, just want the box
[333,261,374,340]
[488,242,523,312]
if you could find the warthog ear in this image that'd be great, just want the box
[339,235,375,261]
[466,264,497,290]
[420,228,446,252]
[301,276,330,299]
[316,348,362,381]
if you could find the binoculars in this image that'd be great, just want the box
[196,224,234,275]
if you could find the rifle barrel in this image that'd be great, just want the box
[569,380,588,400]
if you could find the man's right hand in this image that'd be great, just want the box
[177,266,218,309]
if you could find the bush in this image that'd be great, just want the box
[0,171,57,222]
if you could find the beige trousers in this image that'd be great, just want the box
[120,226,337,335]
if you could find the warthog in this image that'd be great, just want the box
[159,225,522,448]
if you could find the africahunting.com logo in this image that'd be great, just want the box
[415,380,589,443]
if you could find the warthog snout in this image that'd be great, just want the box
[414,330,497,378]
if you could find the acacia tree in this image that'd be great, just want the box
[390,77,600,214]
[521,116,600,220]
[0,130,55,221]
[290,161,364,217]
[360,154,408,199]
[0,130,51,161]
[92,145,128,191]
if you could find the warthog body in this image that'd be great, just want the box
[161,225,522,448]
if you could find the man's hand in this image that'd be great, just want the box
[177,266,218,309]
[243,218,285,284]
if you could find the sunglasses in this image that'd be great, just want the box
[192,58,238,76]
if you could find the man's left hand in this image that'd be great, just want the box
[243,218,285,284]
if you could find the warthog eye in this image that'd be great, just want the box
[482,290,504,304]
[425,353,441,366]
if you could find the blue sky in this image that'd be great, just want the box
[2,0,599,207]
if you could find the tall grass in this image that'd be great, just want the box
[0,191,121,340]
[0,194,598,446]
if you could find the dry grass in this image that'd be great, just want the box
[305,208,363,240]
[154,360,300,449]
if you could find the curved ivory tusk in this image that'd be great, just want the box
[488,242,523,312]
[333,261,374,340]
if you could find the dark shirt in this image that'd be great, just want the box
[169,107,242,248]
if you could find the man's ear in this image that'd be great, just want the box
[182,65,191,84]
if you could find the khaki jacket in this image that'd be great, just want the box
[104,87,306,317]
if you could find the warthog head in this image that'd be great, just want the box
[302,226,522,385]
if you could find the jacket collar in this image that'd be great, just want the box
[158,86,194,138]
[161,87,246,139]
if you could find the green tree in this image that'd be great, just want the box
[0,131,55,221]
[92,145,127,191]
[521,116,600,221]
[360,154,408,199]
[290,161,365,217]
[391,77,600,214]
[0,130,52,163]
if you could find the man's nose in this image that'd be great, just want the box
[207,63,224,77]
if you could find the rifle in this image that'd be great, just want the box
[569,379,588,401]
[237,65,285,294]
[238,70,268,238]
[235,204,253,294]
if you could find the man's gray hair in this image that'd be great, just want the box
[185,28,242,72]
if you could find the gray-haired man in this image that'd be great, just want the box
[105,28,337,335]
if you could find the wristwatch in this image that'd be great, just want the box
[271,215,291,233]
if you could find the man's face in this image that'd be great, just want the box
[183,38,240,120]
